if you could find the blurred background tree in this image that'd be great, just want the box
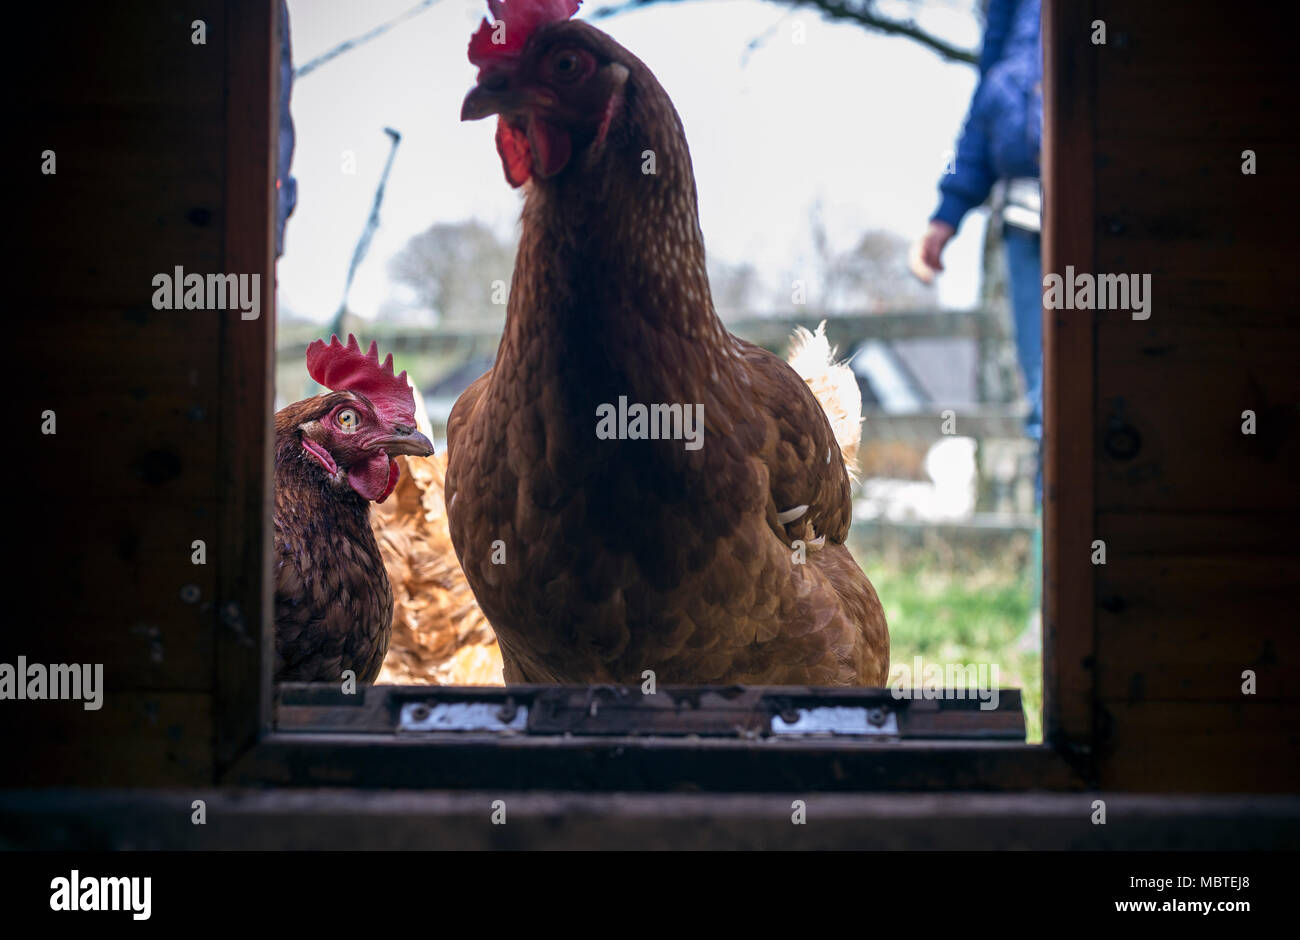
[388,220,518,325]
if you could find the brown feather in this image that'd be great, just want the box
[373,452,504,685]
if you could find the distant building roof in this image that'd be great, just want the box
[850,337,978,410]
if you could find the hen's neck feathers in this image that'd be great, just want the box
[498,48,735,405]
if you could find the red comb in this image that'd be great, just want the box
[305,334,416,428]
[468,0,581,71]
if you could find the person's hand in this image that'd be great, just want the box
[909,220,956,284]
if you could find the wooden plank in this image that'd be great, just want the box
[274,684,1024,740]
[14,104,225,181]
[1092,140,1300,328]
[3,790,1296,850]
[12,104,226,308]
[1050,0,1300,795]
[1094,141,1299,247]
[1093,0,1298,64]
[1082,269,1293,327]
[8,0,229,726]
[1097,511,1300,556]
[213,0,276,775]
[226,735,1081,792]
[899,696,1026,740]
[1094,0,1299,142]
[0,693,212,788]
[21,2,226,109]
[16,197,223,309]
[1093,241,1297,299]
[1097,66,1295,143]
[1098,702,1300,792]
[21,499,217,692]
[1095,323,1300,512]
[1041,0,1098,757]
[1096,556,1300,702]
[22,310,224,501]
[26,308,221,389]
[27,393,221,503]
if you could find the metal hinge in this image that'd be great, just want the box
[771,705,898,736]
[398,700,527,733]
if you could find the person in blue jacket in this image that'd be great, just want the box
[912,0,1043,498]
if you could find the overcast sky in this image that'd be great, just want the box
[278,0,986,324]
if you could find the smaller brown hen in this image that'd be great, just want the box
[273,335,435,683]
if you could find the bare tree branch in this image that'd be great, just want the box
[591,0,979,67]
[739,9,795,67]
[296,0,444,79]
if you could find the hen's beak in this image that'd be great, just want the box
[461,83,504,121]
[377,429,435,457]
[462,74,555,121]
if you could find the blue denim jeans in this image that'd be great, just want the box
[1003,223,1043,501]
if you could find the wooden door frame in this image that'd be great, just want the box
[1040,0,1098,763]
[215,0,277,774]
[213,0,1097,791]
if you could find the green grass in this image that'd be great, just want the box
[852,549,1042,744]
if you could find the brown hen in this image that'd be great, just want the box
[445,0,889,686]
[273,336,434,683]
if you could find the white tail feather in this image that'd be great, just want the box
[787,321,863,478]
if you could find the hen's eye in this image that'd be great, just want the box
[336,408,359,431]
[552,51,581,79]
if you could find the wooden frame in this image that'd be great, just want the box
[215,0,277,775]
[9,791,1296,850]
[1039,0,1097,764]
[214,0,1095,792]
